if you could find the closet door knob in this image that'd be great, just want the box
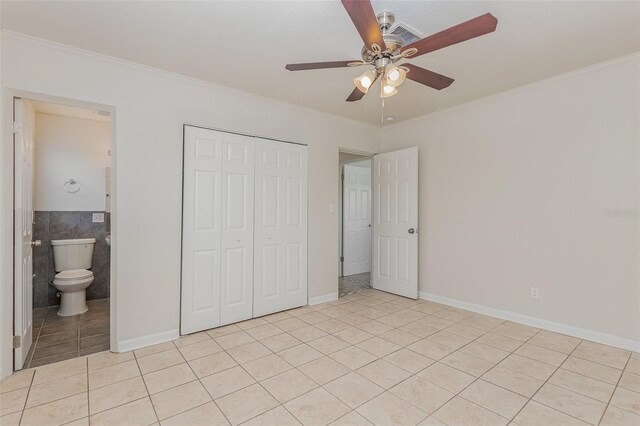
[236,238,241,243]
[267,235,272,240]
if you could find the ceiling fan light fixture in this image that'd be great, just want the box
[380,78,398,98]
[354,70,377,93]
[384,64,406,87]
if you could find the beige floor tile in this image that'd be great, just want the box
[313,318,350,334]
[26,372,87,408]
[87,351,134,371]
[260,333,302,352]
[206,324,241,338]
[261,311,293,323]
[498,353,556,381]
[459,314,503,331]
[150,380,212,421]
[400,322,440,338]
[475,332,522,352]
[426,331,471,350]
[245,324,284,341]
[418,415,447,426]
[278,344,324,367]
[242,354,292,381]
[89,397,157,426]
[514,343,568,366]
[459,341,510,363]
[177,339,223,361]
[227,342,272,364]
[134,342,175,359]
[610,387,640,415]
[357,359,412,389]
[0,387,28,416]
[513,401,590,426]
[376,313,414,328]
[188,351,238,378]
[533,383,606,425]
[21,393,88,426]
[216,384,279,425]
[460,379,527,419]
[407,338,455,360]
[298,312,331,325]
[333,327,374,344]
[260,369,317,403]
[307,335,350,355]
[573,341,630,370]
[288,325,328,342]
[89,359,140,390]
[561,356,623,385]
[330,346,378,370]
[172,331,210,348]
[491,322,539,341]
[214,331,256,350]
[0,369,34,394]
[143,363,196,394]
[242,406,301,426]
[89,376,148,414]
[298,356,351,385]
[353,307,387,320]
[237,318,269,330]
[481,365,544,398]
[356,337,401,358]
[600,404,640,426]
[32,357,87,385]
[285,387,350,425]
[200,366,255,399]
[137,349,185,374]
[384,348,434,374]
[417,363,475,394]
[330,411,373,426]
[324,372,383,409]
[0,411,22,426]
[549,368,616,402]
[528,330,581,354]
[440,351,495,377]
[443,323,486,340]
[431,309,468,322]
[357,392,427,426]
[378,329,422,347]
[433,396,508,426]
[626,358,640,374]
[390,376,453,415]
[273,317,307,332]
[161,401,229,425]
[355,320,394,336]
[619,371,640,393]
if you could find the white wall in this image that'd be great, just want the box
[381,54,640,348]
[34,113,110,211]
[0,32,380,365]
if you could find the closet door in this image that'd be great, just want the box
[220,133,254,325]
[181,126,223,334]
[254,139,308,317]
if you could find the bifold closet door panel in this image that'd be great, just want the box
[219,133,255,326]
[181,126,223,334]
[254,139,308,317]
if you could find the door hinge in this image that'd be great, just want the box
[340,256,344,262]
[13,336,21,349]
[13,121,22,134]
[340,173,344,181]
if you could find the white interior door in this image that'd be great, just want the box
[372,147,419,299]
[219,133,254,326]
[253,139,308,317]
[342,164,371,276]
[181,126,223,334]
[14,99,35,369]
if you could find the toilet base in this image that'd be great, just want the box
[58,289,88,316]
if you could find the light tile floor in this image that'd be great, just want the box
[1,289,638,426]
[339,273,371,297]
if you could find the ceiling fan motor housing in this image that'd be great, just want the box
[361,12,405,63]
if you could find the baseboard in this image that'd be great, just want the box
[308,292,338,306]
[115,329,179,353]
[419,292,640,352]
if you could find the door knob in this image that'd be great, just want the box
[267,235,272,240]
[408,228,416,234]
[31,240,41,247]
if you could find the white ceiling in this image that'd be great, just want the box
[30,100,111,122]
[3,1,639,125]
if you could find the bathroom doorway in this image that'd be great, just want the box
[13,97,113,369]
[338,150,373,297]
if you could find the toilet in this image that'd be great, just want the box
[51,238,96,316]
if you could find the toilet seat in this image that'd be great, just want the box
[54,269,93,281]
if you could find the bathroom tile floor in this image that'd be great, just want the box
[2,290,638,426]
[339,272,371,297]
[24,298,110,369]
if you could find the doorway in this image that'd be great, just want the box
[339,151,373,296]
[13,98,113,369]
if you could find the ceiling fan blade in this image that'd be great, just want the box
[402,13,497,58]
[404,64,454,90]
[346,73,379,102]
[342,0,386,52]
[285,60,361,71]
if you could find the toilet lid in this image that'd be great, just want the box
[55,269,93,281]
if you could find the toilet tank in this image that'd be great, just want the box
[51,238,96,272]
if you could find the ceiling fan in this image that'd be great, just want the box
[285,0,498,102]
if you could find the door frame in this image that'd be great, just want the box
[1,89,118,378]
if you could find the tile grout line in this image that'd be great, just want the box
[596,352,632,426]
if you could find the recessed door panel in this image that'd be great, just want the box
[193,250,217,311]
